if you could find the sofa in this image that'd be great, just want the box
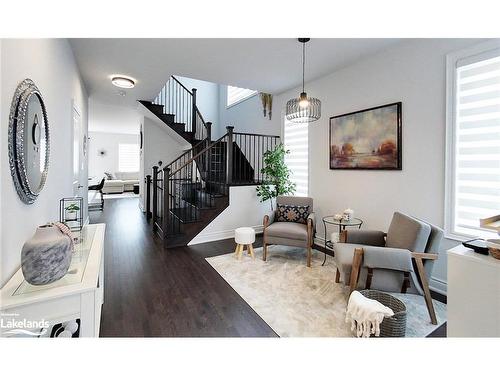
[102,172,139,194]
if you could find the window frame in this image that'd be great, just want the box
[226,85,258,109]
[445,40,500,241]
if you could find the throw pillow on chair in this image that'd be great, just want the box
[276,204,310,224]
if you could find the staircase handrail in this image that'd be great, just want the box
[168,133,228,177]
[170,75,193,95]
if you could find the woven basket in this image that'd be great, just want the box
[487,239,500,260]
[359,290,407,337]
[489,247,500,260]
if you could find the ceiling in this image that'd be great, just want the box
[70,38,401,108]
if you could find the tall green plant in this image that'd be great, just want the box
[256,143,296,210]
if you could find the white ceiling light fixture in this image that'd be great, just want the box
[285,38,321,123]
[111,75,136,89]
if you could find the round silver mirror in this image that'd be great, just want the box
[8,79,50,204]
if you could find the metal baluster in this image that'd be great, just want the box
[192,88,197,135]
[162,167,170,238]
[253,135,256,182]
[152,166,158,232]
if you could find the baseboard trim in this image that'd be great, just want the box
[188,225,264,246]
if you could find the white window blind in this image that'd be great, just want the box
[448,47,500,238]
[284,118,308,197]
[118,143,140,172]
[226,86,257,107]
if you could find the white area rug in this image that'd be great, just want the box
[206,246,446,337]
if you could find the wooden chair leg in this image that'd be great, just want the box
[349,248,364,294]
[335,268,341,283]
[238,245,244,260]
[263,242,267,261]
[365,267,373,289]
[401,272,410,293]
[234,244,240,257]
[248,243,255,258]
[307,219,313,268]
[414,257,438,325]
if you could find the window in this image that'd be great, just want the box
[118,143,140,172]
[226,85,257,107]
[446,42,500,239]
[284,118,308,196]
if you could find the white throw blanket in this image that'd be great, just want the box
[346,291,394,338]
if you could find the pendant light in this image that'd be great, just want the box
[286,38,321,123]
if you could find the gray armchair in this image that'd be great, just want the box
[263,196,315,267]
[333,212,443,324]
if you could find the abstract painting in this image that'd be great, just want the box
[329,102,402,170]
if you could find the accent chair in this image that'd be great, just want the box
[262,196,315,267]
[333,212,443,324]
[88,178,105,211]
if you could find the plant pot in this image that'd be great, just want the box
[66,211,77,221]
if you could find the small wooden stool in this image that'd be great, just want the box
[234,227,256,259]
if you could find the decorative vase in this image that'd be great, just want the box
[21,224,73,285]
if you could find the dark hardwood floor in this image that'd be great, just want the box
[91,197,276,337]
[90,197,446,337]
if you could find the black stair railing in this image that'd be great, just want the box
[152,75,209,142]
[232,131,280,185]
[151,125,281,240]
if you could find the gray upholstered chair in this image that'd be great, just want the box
[333,212,443,324]
[262,196,315,267]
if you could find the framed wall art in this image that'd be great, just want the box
[329,102,402,170]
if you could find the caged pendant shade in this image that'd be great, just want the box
[286,38,321,123]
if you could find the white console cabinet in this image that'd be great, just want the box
[0,224,105,337]
[447,244,500,337]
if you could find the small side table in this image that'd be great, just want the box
[234,227,256,259]
[321,216,363,266]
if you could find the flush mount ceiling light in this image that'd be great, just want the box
[285,38,321,123]
[111,76,136,89]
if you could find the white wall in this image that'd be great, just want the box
[88,131,139,179]
[176,76,219,132]
[217,85,280,138]
[1,39,88,287]
[141,117,185,209]
[189,186,270,245]
[89,98,140,135]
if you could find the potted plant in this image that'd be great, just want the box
[65,203,80,221]
[256,144,296,210]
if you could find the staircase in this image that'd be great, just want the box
[141,76,280,247]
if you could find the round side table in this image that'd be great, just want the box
[320,216,363,266]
